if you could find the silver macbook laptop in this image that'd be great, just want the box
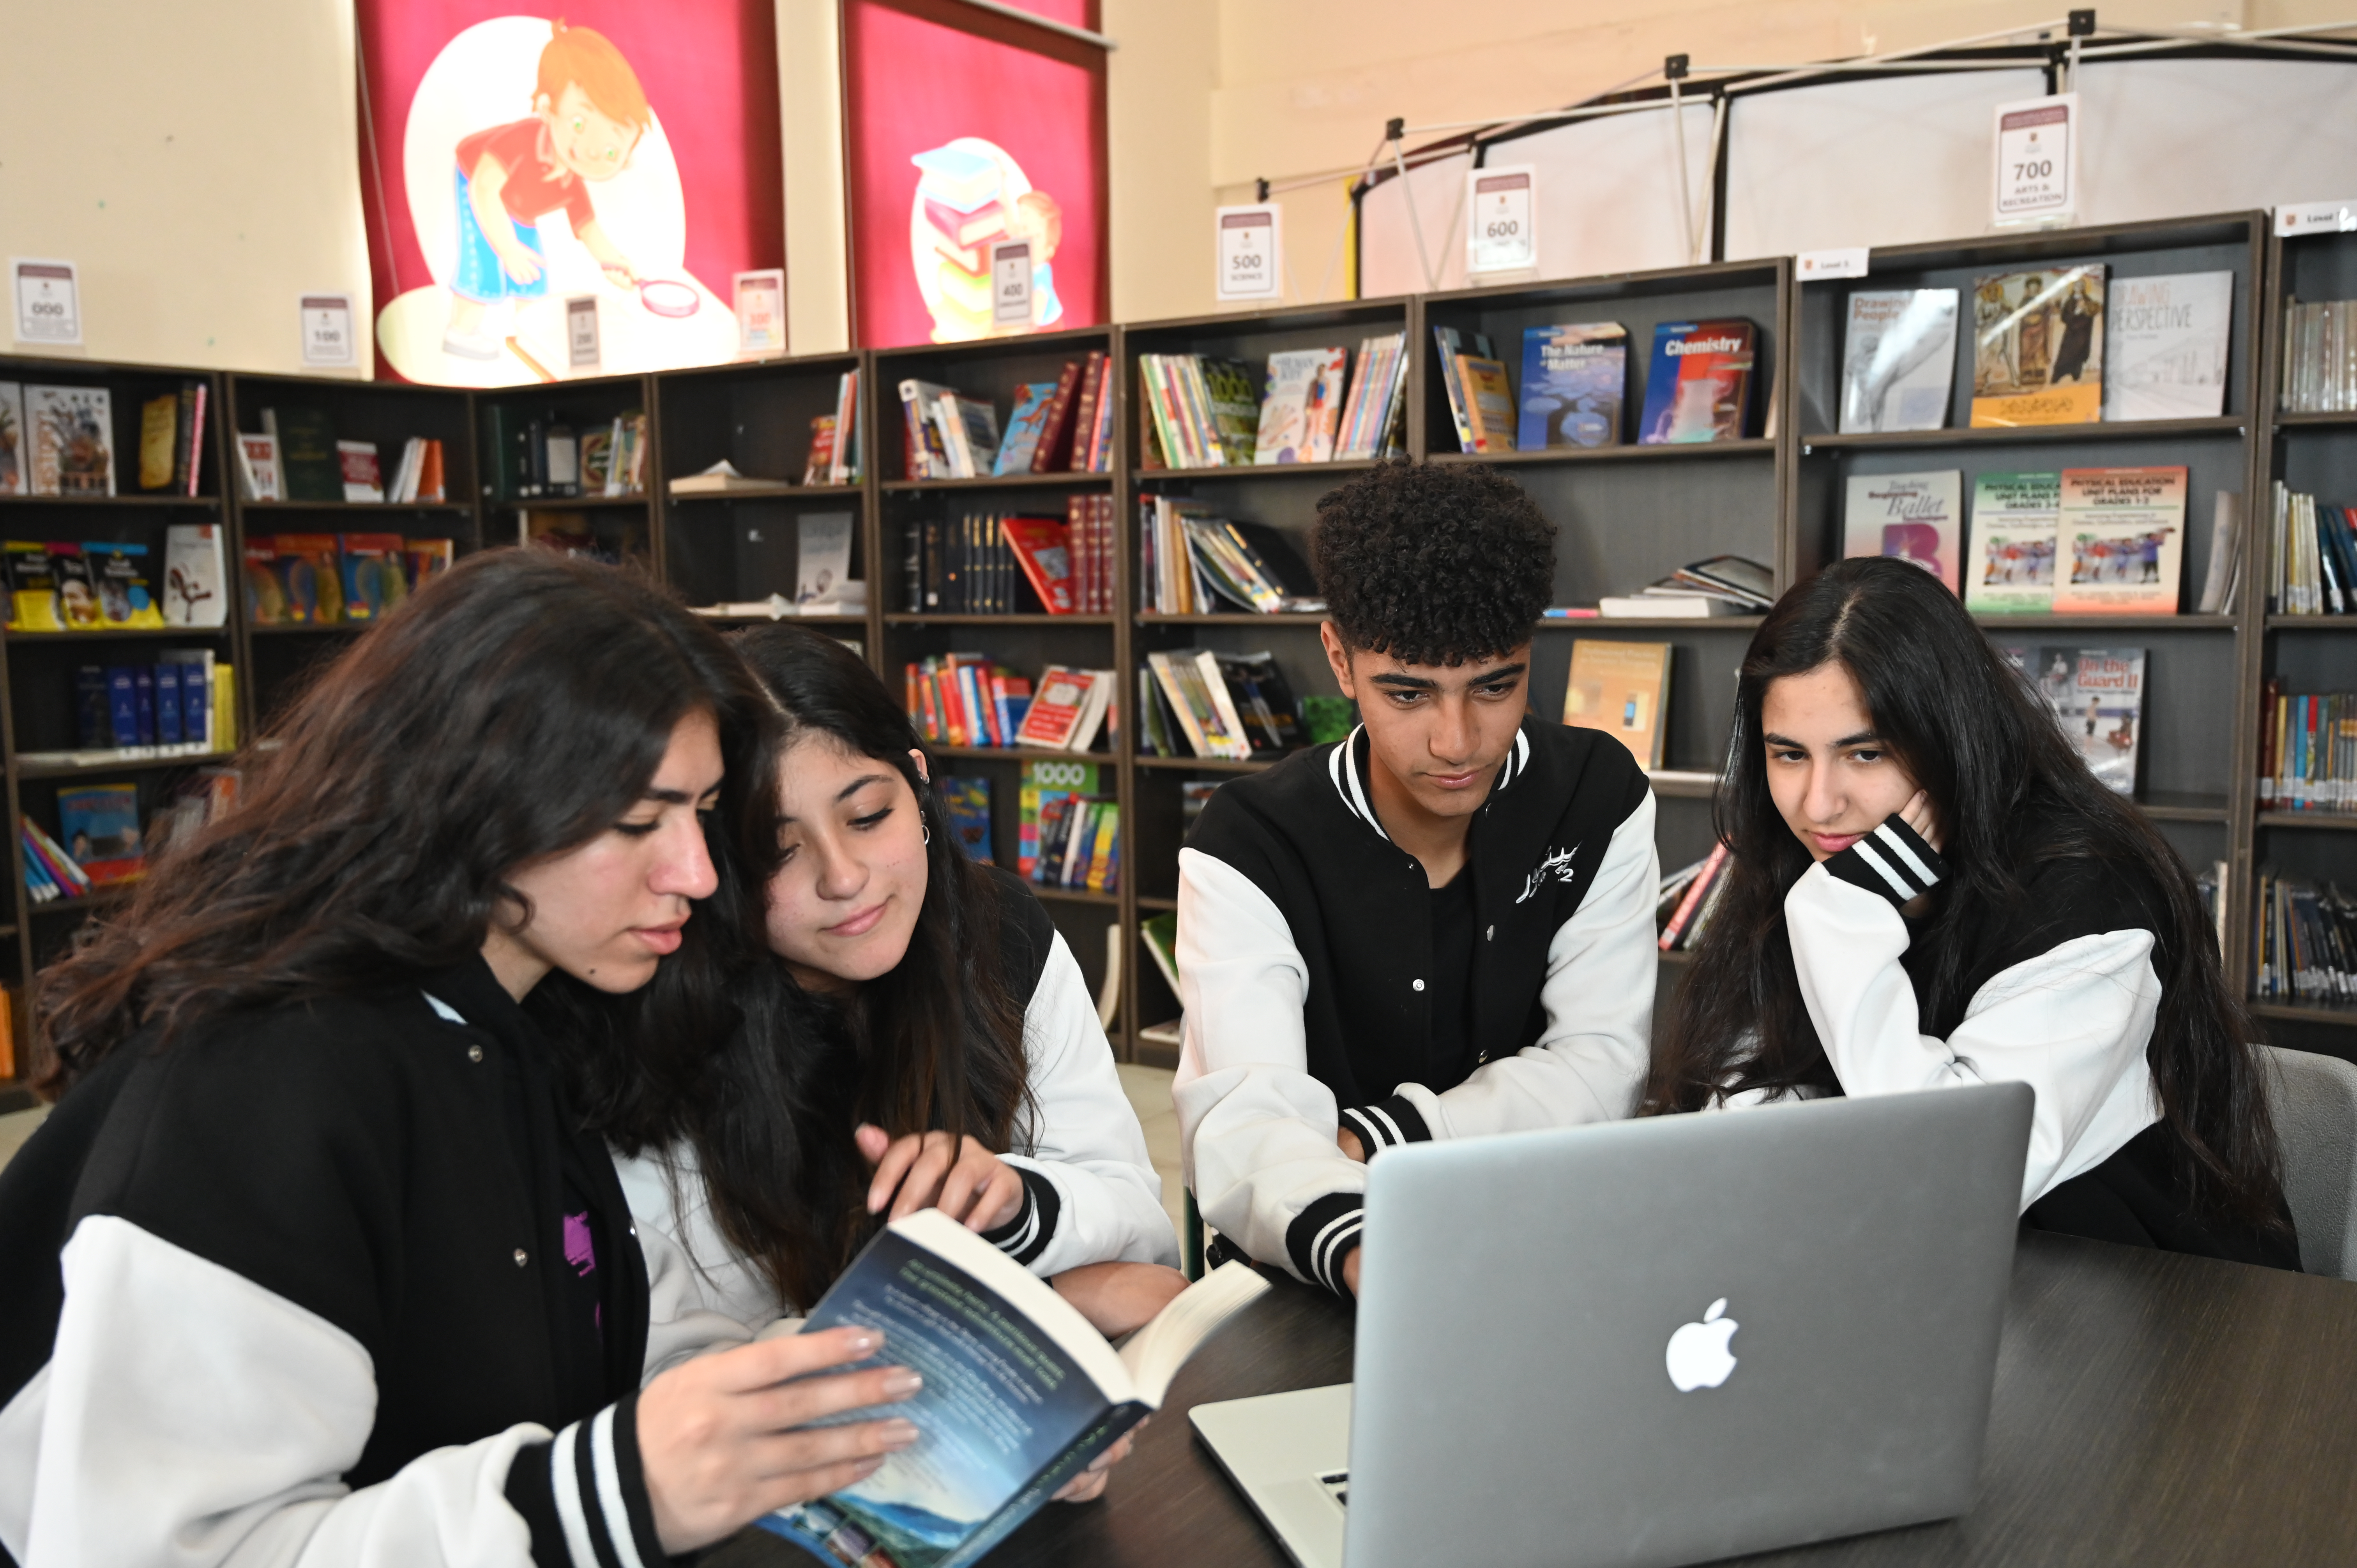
[1192,1084,2032,1568]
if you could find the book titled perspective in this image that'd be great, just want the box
[1971,266,2105,426]
[761,1211,1267,1568]
[2052,466,2186,614]
[1518,323,1627,448]
[1640,321,1757,444]
[1843,470,1963,591]
[1562,640,1671,770]
[1839,289,1959,433]
[2101,270,2232,422]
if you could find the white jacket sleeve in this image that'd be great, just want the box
[1391,792,1657,1139]
[1001,931,1180,1275]
[1786,859,2163,1207]
[0,1214,646,1568]
[1171,847,1366,1293]
[614,1146,780,1379]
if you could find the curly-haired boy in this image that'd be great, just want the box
[1173,461,1659,1298]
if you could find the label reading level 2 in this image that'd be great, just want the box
[300,293,356,367]
[13,258,82,345]
[1215,205,1283,301]
[1991,94,2076,224]
[1468,165,1537,274]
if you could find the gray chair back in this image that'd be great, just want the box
[2260,1045,2357,1280]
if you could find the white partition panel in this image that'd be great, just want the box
[1489,103,1720,279]
[2077,58,2357,227]
[1721,69,2045,260]
[1359,150,1474,298]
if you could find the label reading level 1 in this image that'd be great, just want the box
[1991,94,2076,224]
[13,258,81,345]
[990,239,1034,329]
[1215,205,1283,300]
[2277,200,2357,238]
[567,296,601,369]
[1467,165,1537,274]
[299,292,356,366]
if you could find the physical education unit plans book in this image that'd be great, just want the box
[761,1211,1267,1568]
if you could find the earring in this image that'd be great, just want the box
[922,819,933,846]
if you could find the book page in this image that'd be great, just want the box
[1117,1260,1270,1407]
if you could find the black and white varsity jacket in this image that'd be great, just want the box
[1172,719,1657,1295]
[1726,811,2296,1268]
[0,957,665,1568]
[617,869,1178,1365]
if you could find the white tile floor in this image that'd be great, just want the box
[0,1072,1188,1234]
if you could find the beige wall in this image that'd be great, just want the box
[7,0,2352,368]
[0,0,370,376]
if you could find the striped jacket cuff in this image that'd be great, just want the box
[1823,815,1948,910]
[504,1395,669,1568]
[1285,1192,1366,1300]
[1339,1095,1431,1155]
[980,1165,1061,1266]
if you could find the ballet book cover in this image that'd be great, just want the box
[1638,320,1756,445]
[1842,470,1963,592]
[1966,472,2064,613]
[759,1211,1265,1568]
[1839,289,1958,433]
[1970,266,2105,427]
[2052,466,2186,614]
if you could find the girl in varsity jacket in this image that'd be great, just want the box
[0,554,926,1568]
[605,628,1180,1499]
[1647,557,2294,1266]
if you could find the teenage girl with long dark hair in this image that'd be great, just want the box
[604,627,1181,1497]
[0,553,928,1566]
[1647,556,2294,1266]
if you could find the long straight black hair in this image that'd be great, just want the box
[1645,556,2284,1229]
[40,549,770,1109]
[611,625,1033,1308]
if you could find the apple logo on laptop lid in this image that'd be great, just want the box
[1665,1298,1740,1391]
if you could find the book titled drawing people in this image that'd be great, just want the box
[761,1210,1267,1568]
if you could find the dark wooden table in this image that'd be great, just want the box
[712,1233,2357,1567]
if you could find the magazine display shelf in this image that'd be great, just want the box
[2251,221,2357,1050]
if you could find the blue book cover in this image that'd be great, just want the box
[1638,320,1758,445]
[175,658,211,750]
[132,667,157,747]
[942,776,992,863]
[991,382,1059,475]
[758,1213,1264,1568]
[1518,323,1628,449]
[106,667,140,749]
[152,663,183,747]
[59,783,143,885]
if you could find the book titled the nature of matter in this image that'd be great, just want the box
[760,1211,1266,1568]
[1842,470,1963,592]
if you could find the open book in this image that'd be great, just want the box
[761,1209,1268,1568]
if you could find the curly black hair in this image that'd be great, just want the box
[1311,459,1557,666]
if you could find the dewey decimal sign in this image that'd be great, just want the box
[1216,204,1283,301]
[990,239,1034,329]
[1992,94,2077,224]
[1467,165,1537,275]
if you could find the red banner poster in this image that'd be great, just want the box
[357,2,783,384]
[844,0,1106,348]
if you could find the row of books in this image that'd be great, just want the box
[1592,555,1774,619]
[1656,843,1730,952]
[1138,648,1304,762]
[2252,872,2355,1010]
[0,381,207,498]
[800,370,863,485]
[904,656,1116,752]
[1842,269,2231,434]
[7,525,226,630]
[903,501,1117,615]
[1845,467,2219,616]
[485,407,648,501]
[2267,484,2357,615]
[1139,336,1411,470]
[1138,497,1322,617]
[1435,320,1758,453]
[899,353,1117,481]
[244,534,453,625]
[984,760,1121,893]
[2279,300,2357,415]
[2258,686,2356,814]
[233,426,450,507]
[23,786,143,895]
[64,653,233,757]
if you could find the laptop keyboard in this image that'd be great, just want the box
[1319,1471,1349,1508]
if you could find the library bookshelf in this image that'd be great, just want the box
[4,212,2352,1109]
